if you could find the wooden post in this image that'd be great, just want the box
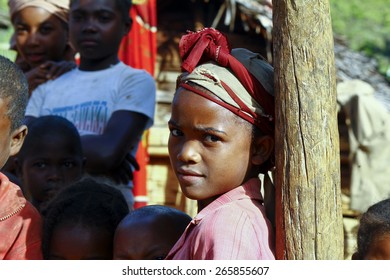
[273,0,344,259]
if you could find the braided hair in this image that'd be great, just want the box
[41,177,129,259]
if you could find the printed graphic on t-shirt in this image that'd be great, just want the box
[46,101,109,135]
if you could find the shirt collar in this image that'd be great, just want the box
[194,177,263,222]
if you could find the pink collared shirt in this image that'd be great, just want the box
[165,178,275,260]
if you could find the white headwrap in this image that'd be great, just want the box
[8,0,70,23]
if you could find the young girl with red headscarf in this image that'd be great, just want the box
[166,28,275,260]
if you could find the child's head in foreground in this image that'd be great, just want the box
[15,115,85,211]
[68,0,132,71]
[113,205,191,260]
[0,55,28,169]
[353,198,390,260]
[168,28,275,210]
[42,177,129,259]
[8,0,72,69]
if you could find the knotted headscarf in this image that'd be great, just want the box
[177,28,275,136]
[8,0,70,23]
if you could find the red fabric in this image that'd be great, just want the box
[0,172,43,260]
[179,28,274,135]
[119,0,157,209]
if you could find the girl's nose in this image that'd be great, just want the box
[177,140,201,164]
[81,18,98,33]
[47,167,62,182]
[26,32,39,46]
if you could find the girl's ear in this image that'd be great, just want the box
[10,125,27,157]
[251,135,274,166]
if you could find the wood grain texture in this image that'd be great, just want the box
[273,0,344,259]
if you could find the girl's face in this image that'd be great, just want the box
[168,88,262,210]
[48,222,113,260]
[12,7,68,69]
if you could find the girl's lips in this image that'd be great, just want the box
[26,53,45,64]
[176,169,204,185]
[79,40,98,47]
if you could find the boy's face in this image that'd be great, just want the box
[0,99,27,169]
[49,223,112,260]
[69,0,131,70]
[18,133,84,206]
[12,7,68,69]
[113,216,179,260]
[168,88,257,208]
[364,233,390,260]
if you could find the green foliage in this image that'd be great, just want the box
[0,0,12,51]
[330,0,390,79]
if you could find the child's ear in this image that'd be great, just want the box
[10,125,27,157]
[251,135,274,166]
[123,18,133,37]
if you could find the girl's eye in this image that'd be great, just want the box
[170,128,183,137]
[98,12,113,23]
[70,13,83,22]
[33,162,46,168]
[16,25,28,33]
[99,16,111,22]
[204,134,221,142]
[39,25,53,34]
[63,161,75,168]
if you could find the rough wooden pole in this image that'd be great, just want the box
[273,0,344,259]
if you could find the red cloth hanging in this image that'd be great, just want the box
[118,0,157,209]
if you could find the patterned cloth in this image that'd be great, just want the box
[177,27,274,136]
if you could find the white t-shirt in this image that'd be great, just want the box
[26,62,156,138]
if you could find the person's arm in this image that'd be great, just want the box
[81,110,149,181]
[25,61,76,95]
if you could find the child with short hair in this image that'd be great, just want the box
[41,177,129,260]
[0,54,42,260]
[113,205,191,260]
[14,115,85,212]
[8,0,76,93]
[165,28,275,260]
[25,0,156,209]
[352,198,390,260]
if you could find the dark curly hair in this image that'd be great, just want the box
[355,198,390,259]
[0,55,28,131]
[121,205,192,234]
[41,177,129,259]
[17,115,83,161]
